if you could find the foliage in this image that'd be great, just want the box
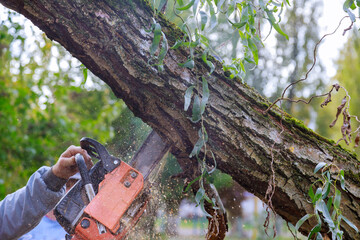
[294,163,358,239]
[155,0,289,78]
[149,0,291,219]
[148,1,360,238]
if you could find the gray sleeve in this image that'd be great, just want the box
[0,166,66,240]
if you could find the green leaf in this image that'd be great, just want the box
[295,214,312,231]
[316,233,323,240]
[308,185,315,201]
[322,182,331,199]
[193,0,200,14]
[191,94,201,122]
[150,22,162,56]
[313,187,322,203]
[346,8,356,22]
[179,59,195,69]
[190,136,204,157]
[341,215,359,232]
[204,192,212,203]
[326,196,333,212]
[229,20,247,29]
[351,2,357,9]
[200,34,210,47]
[171,39,184,49]
[227,4,234,17]
[244,57,255,64]
[184,86,195,111]
[240,5,249,26]
[195,187,205,204]
[80,64,88,85]
[177,0,195,11]
[314,162,326,174]
[336,231,344,240]
[340,170,346,191]
[334,189,341,209]
[157,32,168,71]
[247,38,258,64]
[198,127,208,142]
[183,175,201,192]
[200,77,209,114]
[317,200,335,228]
[201,52,215,74]
[177,0,184,6]
[308,224,322,239]
[200,11,208,31]
[265,9,288,40]
[200,198,212,218]
[216,0,225,10]
[206,0,217,31]
[344,0,355,10]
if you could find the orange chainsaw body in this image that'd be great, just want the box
[55,133,169,240]
[72,161,147,240]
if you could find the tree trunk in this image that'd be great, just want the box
[1,0,359,238]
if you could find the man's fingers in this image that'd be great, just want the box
[60,156,76,167]
[61,146,91,161]
[61,145,83,157]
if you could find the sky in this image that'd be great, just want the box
[318,0,356,78]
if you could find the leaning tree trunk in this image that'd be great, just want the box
[1,0,360,238]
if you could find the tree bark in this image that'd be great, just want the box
[1,0,360,238]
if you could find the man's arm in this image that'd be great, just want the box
[0,146,91,240]
[0,167,66,240]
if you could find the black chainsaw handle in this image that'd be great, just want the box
[80,137,121,173]
[80,137,109,160]
[75,153,91,185]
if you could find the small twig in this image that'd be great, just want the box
[343,20,354,36]
[286,221,297,240]
[264,108,285,238]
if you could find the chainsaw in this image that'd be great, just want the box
[54,130,170,240]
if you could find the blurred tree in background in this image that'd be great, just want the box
[0,10,123,198]
[245,0,325,123]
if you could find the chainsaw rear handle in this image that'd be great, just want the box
[75,153,91,185]
[80,137,121,173]
[80,137,109,160]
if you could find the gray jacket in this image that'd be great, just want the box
[0,166,67,240]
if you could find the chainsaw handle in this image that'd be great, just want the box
[75,154,91,185]
[80,137,109,160]
[80,137,121,173]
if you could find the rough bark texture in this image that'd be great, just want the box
[1,0,360,238]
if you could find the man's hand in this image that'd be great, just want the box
[52,145,92,180]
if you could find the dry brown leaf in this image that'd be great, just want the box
[333,83,341,91]
[340,109,351,145]
[355,132,360,148]
[329,96,347,128]
[320,92,332,108]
